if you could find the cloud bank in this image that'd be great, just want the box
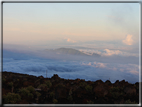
[123,34,134,45]
[3,47,139,83]
[79,48,139,57]
[3,57,139,83]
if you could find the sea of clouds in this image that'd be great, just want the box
[3,48,140,84]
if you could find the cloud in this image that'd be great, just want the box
[129,70,139,75]
[78,48,139,57]
[81,62,92,66]
[94,62,106,68]
[120,69,124,72]
[82,62,107,68]
[123,34,133,45]
[101,48,138,57]
[66,38,76,43]
[103,49,122,56]
[63,38,77,43]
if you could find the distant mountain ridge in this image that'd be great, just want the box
[55,48,89,56]
[45,47,101,57]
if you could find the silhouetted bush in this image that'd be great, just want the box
[85,85,92,92]
[110,92,121,99]
[8,82,13,87]
[26,86,34,93]
[79,82,87,87]
[18,87,33,99]
[38,84,47,90]
[45,80,52,88]
[53,99,58,104]
[56,83,65,88]
[87,100,94,104]
[2,72,139,104]
[49,91,55,98]
[124,99,137,104]
[67,95,73,101]
[3,92,21,104]
[2,78,6,83]
[110,86,120,92]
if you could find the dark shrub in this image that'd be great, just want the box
[18,88,33,99]
[124,99,137,104]
[26,86,35,93]
[36,91,41,98]
[45,80,52,88]
[8,82,13,87]
[38,84,47,90]
[79,82,87,87]
[49,91,55,98]
[85,85,92,92]
[3,92,21,104]
[53,99,58,104]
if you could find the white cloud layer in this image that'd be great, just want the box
[123,34,134,45]
[3,57,139,83]
[2,48,140,83]
[103,49,122,56]
[79,49,139,57]
[3,58,139,83]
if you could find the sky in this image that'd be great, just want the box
[2,2,141,84]
[3,3,140,48]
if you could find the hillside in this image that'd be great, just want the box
[2,71,139,104]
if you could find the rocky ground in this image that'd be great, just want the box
[2,71,140,104]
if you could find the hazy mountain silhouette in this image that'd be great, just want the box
[45,47,101,57]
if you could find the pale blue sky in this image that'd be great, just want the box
[3,3,140,48]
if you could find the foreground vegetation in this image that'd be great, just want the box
[2,71,139,104]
